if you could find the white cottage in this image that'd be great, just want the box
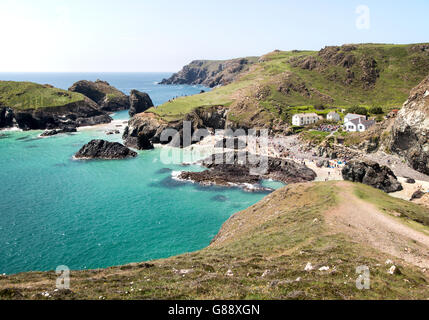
[327,111,341,122]
[344,113,366,123]
[292,113,319,126]
[344,118,376,132]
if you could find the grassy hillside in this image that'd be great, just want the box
[148,43,429,126]
[0,81,85,110]
[2,181,429,300]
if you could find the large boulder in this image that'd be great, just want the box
[69,80,130,112]
[74,139,137,160]
[123,113,167,150]
[389,75,429,175]
[342,160,403,193]
[129,90,154,117]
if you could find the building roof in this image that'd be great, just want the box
[346,118,375,127]
[293,113,319,118]
[345,113,366,119]
[327,111,339,116]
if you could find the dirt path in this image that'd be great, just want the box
[325,181,429,269]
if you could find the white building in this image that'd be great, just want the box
[327,111,341,122]
[292,113,320,126]
[344,118,376,132]
[344,113,366,123]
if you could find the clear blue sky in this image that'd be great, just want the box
[0,0,428,72]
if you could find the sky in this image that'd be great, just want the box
[0,0,428,72]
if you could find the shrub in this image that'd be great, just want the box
[347,106,368,116]
[369,106,384,114]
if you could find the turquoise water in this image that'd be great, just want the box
[0,73,279,275]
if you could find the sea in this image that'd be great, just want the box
[0,73,283,275]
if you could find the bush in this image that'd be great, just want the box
[347,106,368,116]
[369,106,384,114]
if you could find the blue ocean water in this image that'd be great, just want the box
[0,73,281,275]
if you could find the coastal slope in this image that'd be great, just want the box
[148,44,429,129]
[1,181,429,300]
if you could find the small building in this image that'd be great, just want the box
[327,111,341,122]
[386,109,399,119]
[292,113,320,126]
[344,118,376,132]
[344,113,366,123]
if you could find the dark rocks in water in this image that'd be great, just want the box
[41,126,77,137]
[178,151,316,191]
[129,90,154,117]
[211,195,228,202]
[342,160,403,193]
[2,98,112,131]
[74,139,137,160]
[69,80,130,112]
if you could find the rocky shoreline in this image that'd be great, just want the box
[0,80,153,131]
[176,151,317,192]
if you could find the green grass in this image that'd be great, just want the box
[0,81,85,110]
[354,184,429,227]
[1,181,428,300]
[300,130,331,144]
[147,43,429,126]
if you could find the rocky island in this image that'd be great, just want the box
[74,139,137,160]
[178,151,316,191]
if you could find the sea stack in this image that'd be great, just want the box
[129,90,154,117]
[74,139,138,160]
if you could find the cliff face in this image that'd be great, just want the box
[160,58,257,88]
[390,75,429,174]
[0,97,112,130]
[69,80,130,112]
[123,106,228,150]
[0,81,112,130]
[128,90,154,117]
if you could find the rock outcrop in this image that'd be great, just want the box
[178,151,316,191]
[0,106,15,128]
[129,90,154,117]
[160,58,256,88]
[74,139,137,160]
[41,126,77,137]
[69,80,130,112]
[342,160,403,193]
[123,106,228,150]
[1,98,112,130]
[389,75,429,175]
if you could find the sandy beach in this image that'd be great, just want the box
[190,132,429,203]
